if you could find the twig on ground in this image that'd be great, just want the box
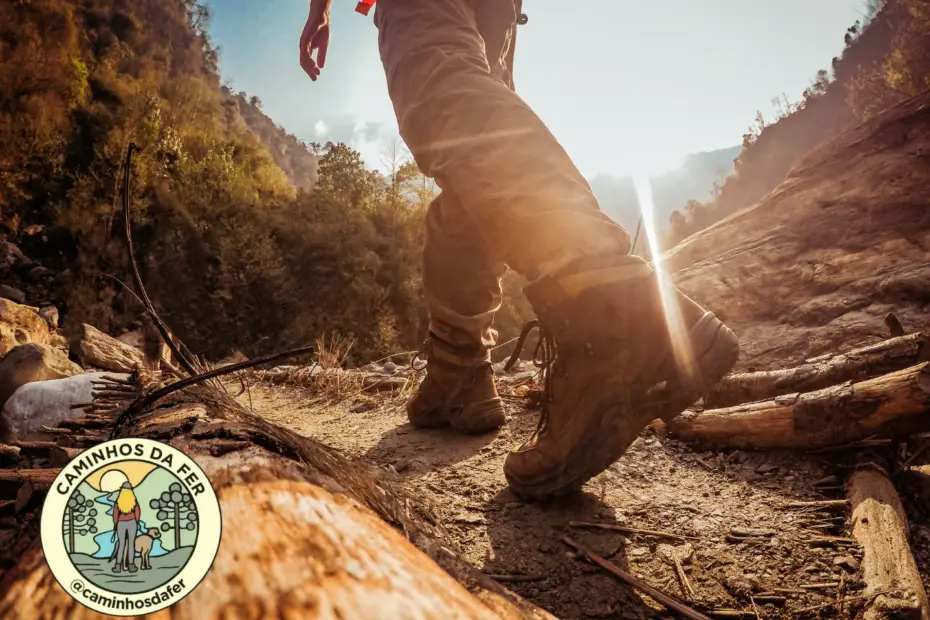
[780,499,849,512]
[569,521,699,541]
[674,556,695,599]
[485,574,546,583]
[562,536,711,620]
[807,438,893,454]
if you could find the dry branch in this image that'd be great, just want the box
[848,469,930,620]
[705,333,926,408]
[668,363,930,450]
[119,143,198,376]
[562,536,710,620]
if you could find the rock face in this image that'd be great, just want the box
[668,91,930,370]
[1,372,126,441]
[0,285,25,304]
[0,299,50,356]
[0,342,84,409]
[75,323,146,372]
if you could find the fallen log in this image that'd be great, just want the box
[0,381,553,619]
[668,363,930,450]
[705,333,927,408]
[848,469,930,620]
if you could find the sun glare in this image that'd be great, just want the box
[632,175,698,385]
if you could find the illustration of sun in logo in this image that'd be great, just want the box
[42,438,222,616]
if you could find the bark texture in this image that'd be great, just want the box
[667,363,930,450]
[706,333,927,408]
[848,469,930,620]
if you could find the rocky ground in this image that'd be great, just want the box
[239,356,930,619]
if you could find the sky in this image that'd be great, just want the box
[206,0,867,178]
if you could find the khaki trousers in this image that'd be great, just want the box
[375,0,631,350]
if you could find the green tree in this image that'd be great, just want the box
[63,490,98,553]
[150,482,197,550]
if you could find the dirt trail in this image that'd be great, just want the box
[241,381,930,619]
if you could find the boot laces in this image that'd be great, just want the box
[504,319,556,438]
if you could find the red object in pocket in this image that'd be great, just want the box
[355,0,375,15]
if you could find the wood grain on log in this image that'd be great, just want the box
[848,469,930,620]
[706,333,926,408]
[0,384,553,619]
[668,363,930,449]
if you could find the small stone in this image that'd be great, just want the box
[0,285,25,304]
[38,306,58,330]
[538,542,553,554]
[756,462,779,474]
[27,266,50,281]
[382,361,397,373]
[350,401,376,413]
[834,555,859,572]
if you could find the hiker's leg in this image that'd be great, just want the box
[376,0,738,496]
[409,189,507,433]
[423,189,504,351]
[375,0,631,279]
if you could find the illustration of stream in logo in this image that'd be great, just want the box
[41,438,222,616]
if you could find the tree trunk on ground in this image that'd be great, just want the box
[667,363,930,450]
[706,333,927,408]
[0,379,554,619]
[848,469,930,620]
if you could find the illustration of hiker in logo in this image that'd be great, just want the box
[62,459,199,592]
[112,481,141,574]
[43,438,221,616]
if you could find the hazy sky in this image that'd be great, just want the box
[207,0,866,177]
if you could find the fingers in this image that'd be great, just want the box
[299,41,321,81]
[317,43,328,69]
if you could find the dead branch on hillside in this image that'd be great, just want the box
[119,142,198,376]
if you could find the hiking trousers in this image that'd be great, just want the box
[374,0,631,351]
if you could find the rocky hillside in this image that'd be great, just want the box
[670,89,930,370]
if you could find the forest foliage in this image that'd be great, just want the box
[0,0,455,361]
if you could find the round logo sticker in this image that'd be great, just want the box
[41,438,221,615]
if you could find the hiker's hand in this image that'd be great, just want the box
[300,5,331,81]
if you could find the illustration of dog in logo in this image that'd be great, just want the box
[42,438,221,615]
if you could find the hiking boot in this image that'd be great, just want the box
[113,563,122,573]
[406,335,507,433]
[503,255,740,499]
[127,563,138,573]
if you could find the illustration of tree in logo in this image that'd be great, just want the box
[63,489,98,553]
[149,482,197,549]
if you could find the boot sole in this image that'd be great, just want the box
[505,312,740,500]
